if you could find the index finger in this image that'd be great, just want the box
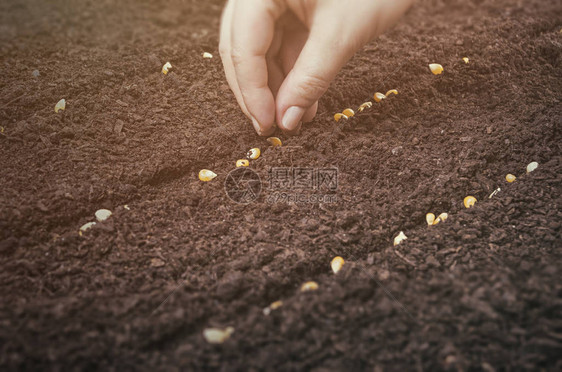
[231,0,286,134]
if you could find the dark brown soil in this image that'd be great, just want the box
[1,0,561,370]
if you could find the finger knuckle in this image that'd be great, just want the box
[294,73,330,100]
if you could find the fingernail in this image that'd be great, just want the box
[282,106,306,131]
[251,117,262,136]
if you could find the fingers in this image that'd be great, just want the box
[230,0,286,136]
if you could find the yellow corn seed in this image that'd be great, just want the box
[358,102,372,112]
[334,113,348,122]
[54,99,66,113]
[373,92,386,103]
[462,57,469,64]
[434,213,448,225]
[267,137,282,147]
[526,162,538,173]
[202,52,213,59]
[385,89,398,96]
[463,196,477,208]
[331,256,345,274]
[0,126,4,133]
[505,174,516,183]
[426,213,436,226]
[79,221,96,233]
[95,209,112,222]
[247,148,261,160]
[236,159,249,167]
[198,169,217,182]
[300,281,319,292]
[161,62,172,75]
[393,231,407,246]
[263,300,283,315]
[429,63,444,75]
[342,108,355,117]
[203,327,234,344]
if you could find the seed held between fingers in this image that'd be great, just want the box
[429,63,444,75]
[247,148,261,160]
[199,169,217,182]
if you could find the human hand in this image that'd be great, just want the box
[219,0,414,135]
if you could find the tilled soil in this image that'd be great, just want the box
[0,0,561,370]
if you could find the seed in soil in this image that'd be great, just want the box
[463,196,477,208]
[198,169,217,182]
[79,222,96,233]
[358,102,372,112]
[203,327,234,344]
[331,256,345,274]
[429,63,444,75]
[95,209,112,222]
[342,108,355,117]
[54,99,66,113]
[394,231,407,246]
[267,137,282,147]
[385,89,398,96]
[300,281,319,292]
[489,187,501,199]
[236,159,249,167]
[263,300,283,316]
[161,62,172,75]
[434,213,448,225]
[505,174,516,182]
[426,213,436,226]
[334,113,349,122]
[373,92,386,102]
[526,161,538,173]
[247,148,261,160]
[463,57,469,64]
[202,52,213,59]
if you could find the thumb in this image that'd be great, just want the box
[276,20,359,132]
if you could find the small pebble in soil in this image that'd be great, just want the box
[202,52,213,59]
[263,300,283,315]
[300,281,319,292]
[267,137,282,147]
[463,196,477,208]
[203,327,234,344]
[342,108,355,117]
[334,113,348,122]
[161,62,172,75]
[236,159,249,167]
[247,148,261,160]
[32,69,40,77]
[79,222,96,232]
[426,213,436,226]
[434,212,448,225]
[429,63,444,75]
[526,161,538,173]
[95,209,112,222]
[505,174,516,183]
[393,231,407,246]
[385,89,398,96]
[54,99,66,113]
[198,169,217,182]
[373,92,386,102]
[463,57,469,64]
[331,256,345,274]
[358,102,372,112]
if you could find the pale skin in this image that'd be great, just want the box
[219,0,415,136]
